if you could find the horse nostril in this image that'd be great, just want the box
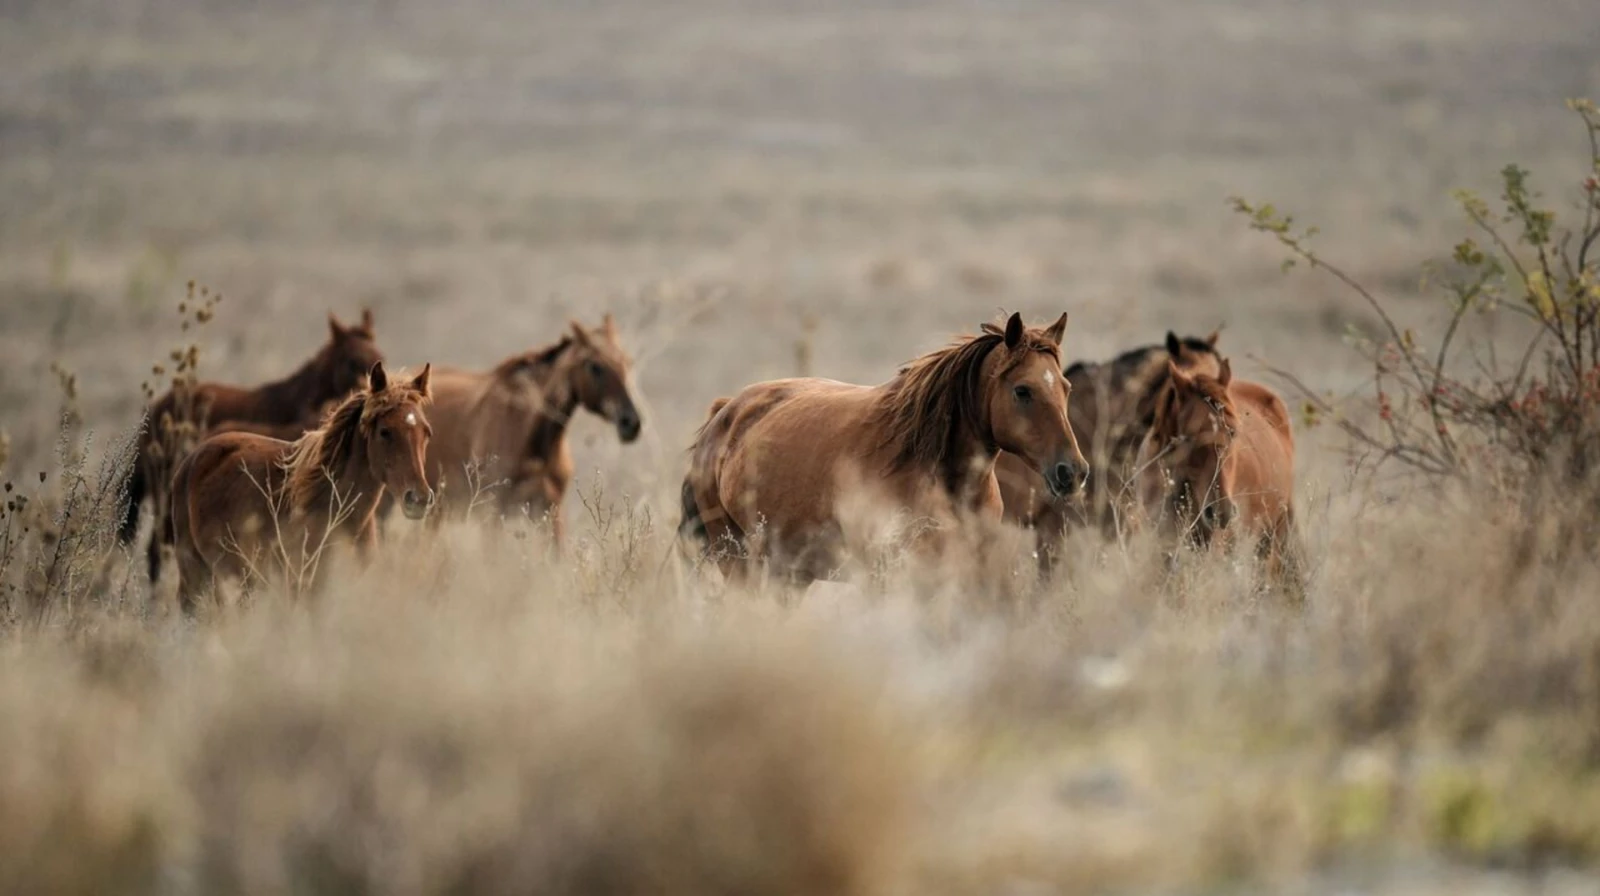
[1052,463,1077,494]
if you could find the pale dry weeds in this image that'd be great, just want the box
[1,470,1598,894]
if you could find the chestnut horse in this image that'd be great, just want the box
[680,312,1088,584]
[166,362,434,613]
[997,331,1222,564]
[415,315,641,541]
[1133,358,1302,590]
[123,309,384,582]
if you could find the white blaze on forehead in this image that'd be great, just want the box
[1043,370,1055,387]
[405,412,417,426]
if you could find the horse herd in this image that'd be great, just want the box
[116,307,1300,613]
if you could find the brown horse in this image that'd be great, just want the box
[1132,357,1302,589]
[123,309,385,582]
[680,312,1088,584]
[166,362,434,613]
[414,315,641,541]
[997,331,1222,563]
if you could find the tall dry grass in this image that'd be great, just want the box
[3,102,1600,896]
[1,465,1598,894]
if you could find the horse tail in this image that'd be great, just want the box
[678,476,708,548]
[117,450,146,545]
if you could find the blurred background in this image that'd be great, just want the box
[1,0,1597,501]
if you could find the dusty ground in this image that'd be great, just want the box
[2,1,1600,893]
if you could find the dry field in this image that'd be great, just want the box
[3,0,1600,893]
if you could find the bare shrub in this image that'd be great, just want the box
[1233,99,1600,495]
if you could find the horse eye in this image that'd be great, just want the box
[1013,385,1032,402]
[587,361,606,377]
[378,427,392,441]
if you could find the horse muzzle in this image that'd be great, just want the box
[401,488,434,521]
[1044,461,1088,499]
[616,409,642,443]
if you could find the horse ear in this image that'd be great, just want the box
[1043,312,1068,346]
[1206,329,1220,348]
[1218,357,1233,387]
[410,363,432,397]
[1003,312,1024,349]
[368,361,388,392]
[329,312,346,339]
[601,313,618,341]
[1166,358,1191,391]
[1165,330,1181,357]
[569,320,594,348]
[359,307,376,335]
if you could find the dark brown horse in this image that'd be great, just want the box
[996,331,1222,564]
[166,362,433,613]
[123,309,384,582]
[680,312,1087,584]
[415,315,642,542]
[1133,357,1302,590]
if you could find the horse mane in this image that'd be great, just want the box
[873,328,1059,472]
[491,336,572,383]
[282,376,428,511]
[1111,337,1217,398]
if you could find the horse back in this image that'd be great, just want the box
[177,434,291,523]
[695,379,878,524]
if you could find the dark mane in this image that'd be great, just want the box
[491,337,572,382]
[1108,336,1216,372]
[872,329,1059,473]
[1065,335,1217,387]
[1108,337,1222,425]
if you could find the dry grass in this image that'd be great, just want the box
[5,0,1600,892]
[3,462,1600,893]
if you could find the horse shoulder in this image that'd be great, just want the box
[1234,381,1293,443]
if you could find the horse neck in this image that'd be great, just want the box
[288,433,385,534]
[522,357,583,462]
[257,355,332,423]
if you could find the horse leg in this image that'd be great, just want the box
[703,497,754,584]
[1264,510,1308,603]
[146,518,164,584]
[175,547,214,618]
